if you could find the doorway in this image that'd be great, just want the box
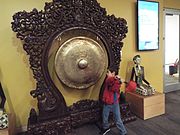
[164,9,180,93]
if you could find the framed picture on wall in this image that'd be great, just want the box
[137,0,159,51]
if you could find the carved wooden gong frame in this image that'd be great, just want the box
[11,0,128,134]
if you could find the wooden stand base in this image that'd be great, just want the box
[126,92,165,120]
[0,113,16,135]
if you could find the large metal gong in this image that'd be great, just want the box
[54,36,107,89]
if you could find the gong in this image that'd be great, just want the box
[48,28,108,89]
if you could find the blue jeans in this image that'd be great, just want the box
[103,103,127,135]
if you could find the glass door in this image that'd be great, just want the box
[164,9,180,93]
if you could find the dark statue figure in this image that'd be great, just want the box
[131,55,155,96]
[11,0,137,134]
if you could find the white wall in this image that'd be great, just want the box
[165,14,179,73]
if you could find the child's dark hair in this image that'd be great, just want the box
[108,66,118,75]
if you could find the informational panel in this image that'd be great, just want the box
[137,0,159,51]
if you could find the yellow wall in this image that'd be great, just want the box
[164,0,180,9]
[0,0,51,128]
[98,0,164,93]
[0,0,179,128]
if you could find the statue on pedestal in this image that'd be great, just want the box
[130,55,155,96]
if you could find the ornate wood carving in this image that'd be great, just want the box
[11,0,128,134]
[0,83,6,109]
[28,100,136,135]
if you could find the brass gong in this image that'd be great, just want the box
[54,36,107,89]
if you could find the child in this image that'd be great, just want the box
[101,69,127,135]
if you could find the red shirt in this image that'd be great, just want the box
[102,76,121,104]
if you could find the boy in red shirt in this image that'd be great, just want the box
[102,70,127,135]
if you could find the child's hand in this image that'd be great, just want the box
[115,75,122,84]
[106,70,114,78]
